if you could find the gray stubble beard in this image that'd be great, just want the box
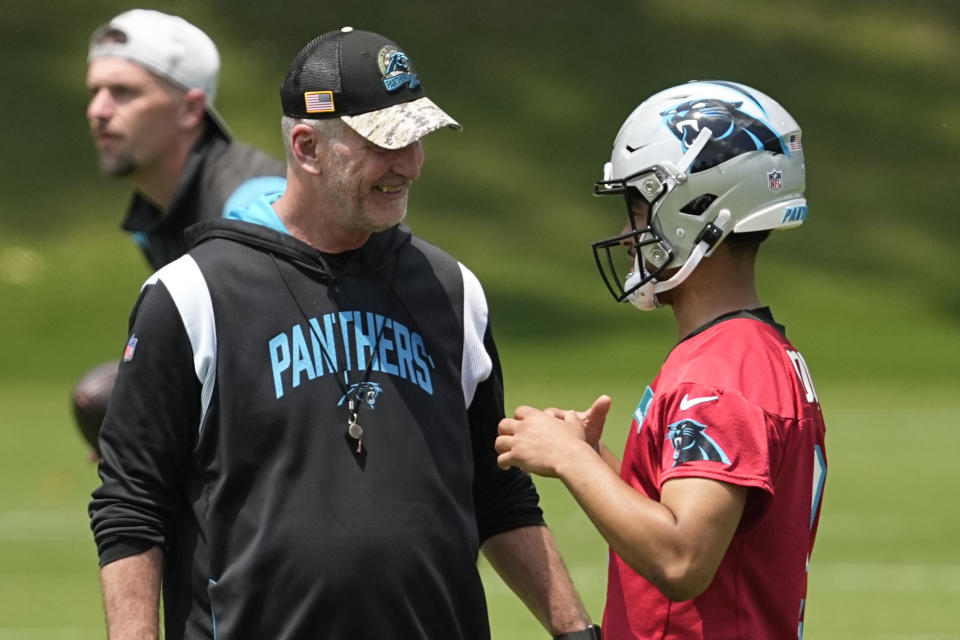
[98,154,136,177]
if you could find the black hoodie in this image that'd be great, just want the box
[90,219,544,639]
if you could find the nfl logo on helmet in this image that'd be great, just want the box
[767,169,783,191]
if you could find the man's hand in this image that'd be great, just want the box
[496,395,611,477]
[545,394,612,450]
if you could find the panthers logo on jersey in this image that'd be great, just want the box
[666,419,730,466]
[338,382,384,410]
[660,98,786,173]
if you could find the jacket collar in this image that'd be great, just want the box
[185,218,412,279]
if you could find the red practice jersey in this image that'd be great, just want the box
[603,311,827,639]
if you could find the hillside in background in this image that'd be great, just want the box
[2,0,958,389]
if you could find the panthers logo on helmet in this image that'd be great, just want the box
[666,419,730,466]
[660,98,786,173]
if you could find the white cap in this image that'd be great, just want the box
[88,9,228,136]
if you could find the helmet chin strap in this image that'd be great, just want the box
[625,209,732,311]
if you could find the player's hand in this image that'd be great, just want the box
[496,405,593,478]
[578,395,612,450]
[543,395,612,451]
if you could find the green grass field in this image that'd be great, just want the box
[2,0,960,637]
[1,363,958,637]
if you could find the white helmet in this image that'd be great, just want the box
[592,80,807,310]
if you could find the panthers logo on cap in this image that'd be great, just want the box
[661,98,787,173]
[377,46,420,92]
[666,419,730,466]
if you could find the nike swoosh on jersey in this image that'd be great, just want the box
[679,394,719,410]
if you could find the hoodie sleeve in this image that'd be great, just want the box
[89,280,201,566]
[468,325,545,543]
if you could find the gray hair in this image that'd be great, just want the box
[280,116,346,157]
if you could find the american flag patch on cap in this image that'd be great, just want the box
[304,91,335,113]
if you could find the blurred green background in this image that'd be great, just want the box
[2,0,959,637]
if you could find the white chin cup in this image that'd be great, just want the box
[623,265,660,311]
[622,209,733,311]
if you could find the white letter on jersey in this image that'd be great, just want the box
[787,349,819,404]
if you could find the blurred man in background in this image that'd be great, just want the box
[497,80,827,638]
[74,9,286,457]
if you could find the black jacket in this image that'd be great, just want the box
[90,219,544,639]
[121,128,284,269]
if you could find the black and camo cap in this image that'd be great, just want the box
[280,27,461,150]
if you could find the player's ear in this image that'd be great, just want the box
[180,88,208,129]
[289,124,324,176]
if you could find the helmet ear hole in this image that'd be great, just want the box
[679,194,717,216]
